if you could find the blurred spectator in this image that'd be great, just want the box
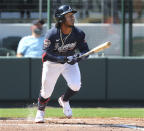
[17,19,45,57]
[103,0,120,24]
[19,0,33,19]
[0,0,5,18]
[133,0,143,19]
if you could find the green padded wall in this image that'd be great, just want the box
[2,57,144,101]
[30,58,42,100]
[107,57,144,100]
[0,58,30,100]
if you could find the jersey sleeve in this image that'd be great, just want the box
[17,37,28,55]
[77,31,89,54]
[43,30,54,51]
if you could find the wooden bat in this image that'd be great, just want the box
[79,41,111,58]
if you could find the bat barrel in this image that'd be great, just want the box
[79,41,111,58]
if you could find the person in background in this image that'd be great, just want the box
[17,19,45,57]
[19,0,33,19]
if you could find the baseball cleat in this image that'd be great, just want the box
[58,95,72,118]
[35,110,45,123]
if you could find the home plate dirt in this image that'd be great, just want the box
[0,118,144,131]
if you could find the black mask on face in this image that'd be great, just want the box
[33,28,43,35]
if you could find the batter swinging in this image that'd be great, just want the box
[35,5,89,123]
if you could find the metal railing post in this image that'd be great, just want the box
[47,0,51,29]
[121,0,125,56]
[39,0,42,19]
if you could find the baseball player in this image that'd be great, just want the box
[35,5,89,123]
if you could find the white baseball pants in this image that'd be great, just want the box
[40,61,81,99]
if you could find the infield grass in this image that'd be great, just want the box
[0,107,144,118]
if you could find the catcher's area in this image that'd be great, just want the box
[0,118,144,131]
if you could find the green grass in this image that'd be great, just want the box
[0,107,144,118]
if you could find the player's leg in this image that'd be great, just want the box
[63,63,81,100]
[58,63,81,118]
[35,61,63,122]
[63,63,81,101]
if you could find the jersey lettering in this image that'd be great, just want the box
[57,42,76,53]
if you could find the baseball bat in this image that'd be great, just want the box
[79,41,111,58]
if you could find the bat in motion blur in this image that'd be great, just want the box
[79,41,111,58]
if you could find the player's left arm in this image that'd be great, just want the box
[77,31,89,60]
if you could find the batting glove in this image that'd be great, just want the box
[67,54,81,65]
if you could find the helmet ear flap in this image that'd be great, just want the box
[58,15,65,23]
[59,20,62,23]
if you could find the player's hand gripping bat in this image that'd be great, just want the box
[79,41,111,58]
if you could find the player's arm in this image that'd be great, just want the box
[77,31,89,60]
[42,52,67,64]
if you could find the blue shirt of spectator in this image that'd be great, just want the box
[17,19,45,57]
[17,35,44,57]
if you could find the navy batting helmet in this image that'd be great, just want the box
[55,5,77,23]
